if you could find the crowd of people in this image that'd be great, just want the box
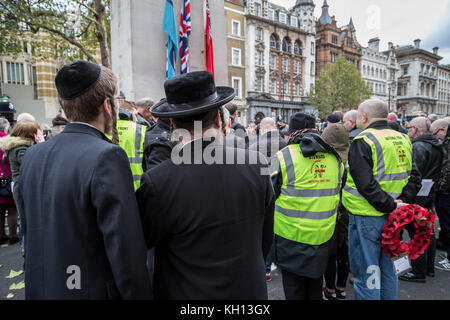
[0,60,449,301]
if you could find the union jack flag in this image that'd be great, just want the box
[179,0,191,74]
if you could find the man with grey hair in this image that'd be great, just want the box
[343,110,361,142]
[428,114,438,124]
[135,97,156,128]
[342,99,421,300]
[398,116,441,282]
[0,117,10,132]
[16,113,36,123]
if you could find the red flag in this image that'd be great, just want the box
[204,0,214,78]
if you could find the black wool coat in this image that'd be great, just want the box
[137,138,275,300]
[18,123,151,300]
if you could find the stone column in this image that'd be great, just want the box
[111,0,228,102]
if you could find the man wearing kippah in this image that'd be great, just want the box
[17,61,151,300]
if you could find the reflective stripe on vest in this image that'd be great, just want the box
[116,120,146,191]
[342,128,412,217]
[274,144,342,246]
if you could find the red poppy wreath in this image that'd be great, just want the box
[381,204,435,260]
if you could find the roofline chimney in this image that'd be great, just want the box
[414,39,421,49]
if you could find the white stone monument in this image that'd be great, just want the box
[111,0,228,102]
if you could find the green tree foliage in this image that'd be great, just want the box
[309,56,372,119]
[0,0,111,67]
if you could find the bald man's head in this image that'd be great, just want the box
[259,117,277,135]
[431,119,449,142]
[387,113,398,122]
[407,117,428,139]
[356,99,388,130]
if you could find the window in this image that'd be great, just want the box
[254,3,261,16]
[256,77,263,92]
[268,9,275,21]
[6,62,25,85]
[232,77,242,98]
[232,48,241,66]
[282,79,289,95]
[23,41,28,53]
[256,50,263,66]
[332,35,338,45]
[402,65,409,76]
[279,13,287,24]
[270,78,278,94]
[310,61,315,75]
[293,41,302,55]
[270,35,278,49]
[256,27,263,42]
[311,41,315,55]
[347,38,353,47]
[294,82,300,96]
[270,54,277,70]
[331,52,337,62]
[232,21,240,36]
[294,60,300,74]
[282,38,291,53]
[282,57,289,73]
[291,17,298,28]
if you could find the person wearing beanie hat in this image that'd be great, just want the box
[17,60,151,299]
[327,113,341,124]
[270,112,346,300]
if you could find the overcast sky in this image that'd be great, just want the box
[270,0,450,64]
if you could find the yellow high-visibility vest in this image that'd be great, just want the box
[342,128,412,216]
[116,120,146,191]
[274,144,343,246]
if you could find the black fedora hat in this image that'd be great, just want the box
[151,71,235,118]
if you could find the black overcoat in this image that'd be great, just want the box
[18,123,151,300]
[137,138,275,300]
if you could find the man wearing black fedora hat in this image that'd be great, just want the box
[17,60,151,299]
[270,112,345,300]
[136,71,275,299]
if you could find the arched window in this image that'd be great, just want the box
[282,37,291,53]
[270,34,279,50]
[293,40,302,55]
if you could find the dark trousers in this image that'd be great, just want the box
[281,269,323,300]
[324,241,349,289]
[436,193,450,257]
[265,240,276,273]
[406,223,436,275]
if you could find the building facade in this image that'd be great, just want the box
[225,0,247,125]
[361,38,399,112]
[315,0,362,77]
[0,31,101,124]
[244,0,316,125]
[437,64,450,117]
[394,39,442,117]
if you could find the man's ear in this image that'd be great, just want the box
[214,110,222,129]
[103,98,112,117]
[170,118,177,130]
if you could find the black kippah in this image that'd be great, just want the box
[55,60,102,100]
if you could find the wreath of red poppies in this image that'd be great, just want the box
[381,204,435,260]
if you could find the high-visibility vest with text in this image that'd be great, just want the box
[342,128,412,217]
[274,144,343,246]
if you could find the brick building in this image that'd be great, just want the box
[315,0,362,77]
